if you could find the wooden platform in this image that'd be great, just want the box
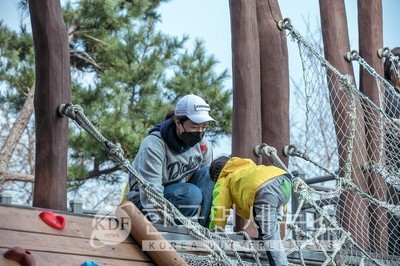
[0,204,269,265]
[2,203,364,266]
[0,204,153,265]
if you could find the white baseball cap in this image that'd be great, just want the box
[175,94,215,123]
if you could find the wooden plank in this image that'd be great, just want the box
[0,205,134,243]
[0,229,150,262]
[117,202,188,265]
[0,247,153,266]
[0,205,268,264]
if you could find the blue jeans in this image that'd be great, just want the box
[253,175,291,266]
[163,166,214,227]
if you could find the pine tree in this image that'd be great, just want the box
[0,0,232,207]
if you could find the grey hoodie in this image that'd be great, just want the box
[126,118,213,208]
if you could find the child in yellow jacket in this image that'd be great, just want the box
[209,156,292,266]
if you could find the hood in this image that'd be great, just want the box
[219,157,256,179]
[148,118,189,154]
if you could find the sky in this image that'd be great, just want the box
[0,0,399,157]
[156,0,399,156]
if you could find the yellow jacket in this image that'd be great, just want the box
[209,157,288,229]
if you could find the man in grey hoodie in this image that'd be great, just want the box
[125,94,215,227]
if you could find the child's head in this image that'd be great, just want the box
[209,156,230,182]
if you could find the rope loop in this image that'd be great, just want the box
[107,142,124,156]
[377,47,391,59]
[277,17,292,31]
[344,50,359,62]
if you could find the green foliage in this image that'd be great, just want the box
[0,22,35,112]
[165,39,232,139]
[1,0,232,200]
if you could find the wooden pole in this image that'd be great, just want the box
[116,202,187,266]
[357,0,388,253]
[319,0,369,249]
[256,0,290,167]
[29,0,70,210]
[256,0,290,238]
[229,0,262,160]
[229,0,262,237]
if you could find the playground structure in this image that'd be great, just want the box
[0,204,153,265]
[17,27,399,263]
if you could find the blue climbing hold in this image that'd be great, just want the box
[81,261,99,266]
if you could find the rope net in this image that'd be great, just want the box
[59,17,400,266]
[281,18,400,265]
[59,104,264,266]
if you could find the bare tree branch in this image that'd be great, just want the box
[86,165,121,180]
[0,171,34,191]
[0,85,34,171]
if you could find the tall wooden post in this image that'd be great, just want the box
[319,0,369,249]
[29,0,70,210]
[229,0,289,237]
[256,0,290,238]
[256,0,290,166]
[358,0,388,253]
[229,0,262,160]
[229,0,262,236]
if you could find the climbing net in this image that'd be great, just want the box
[60,17,400,266]
[59,104,263,266]
[277,18,400,265]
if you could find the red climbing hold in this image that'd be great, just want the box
[39,211,66,230]
[4,246,36,266]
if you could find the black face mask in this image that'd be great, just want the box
[180,124,205,147]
